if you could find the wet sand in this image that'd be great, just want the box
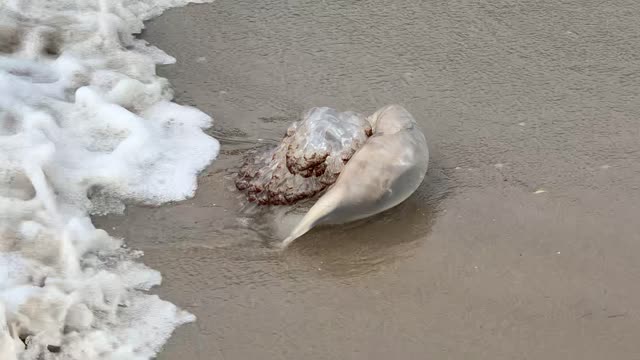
[96,0,640,358]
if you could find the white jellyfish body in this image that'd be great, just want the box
[280,104,429,247]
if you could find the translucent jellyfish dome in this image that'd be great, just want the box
[236,107,372,205]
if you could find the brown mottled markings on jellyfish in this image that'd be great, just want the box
[235,119,371,206]
[285,145,329,178]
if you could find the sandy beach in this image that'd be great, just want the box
[96,0,640,358]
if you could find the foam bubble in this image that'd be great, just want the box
[0,0,218,358]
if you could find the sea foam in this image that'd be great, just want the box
[0,0,219,358]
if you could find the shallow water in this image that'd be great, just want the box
[97,0,640,358]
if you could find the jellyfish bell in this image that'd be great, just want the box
[234,105,429,248]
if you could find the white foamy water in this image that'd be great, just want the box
[0,0,219,359]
